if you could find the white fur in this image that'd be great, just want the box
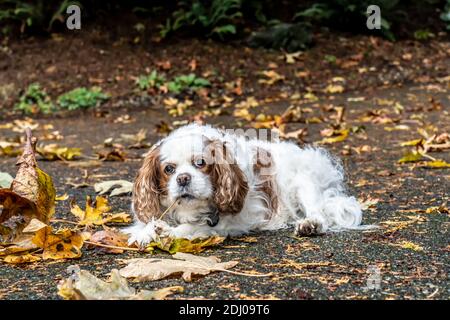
[124,123,366,246]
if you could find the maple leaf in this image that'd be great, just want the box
[119,252,239,282]
[32,223,85,260]
[70,196,131,226]
[0,128,56,241]
[58,267,183,300]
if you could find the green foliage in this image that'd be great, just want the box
[136,71,166,91]
[441,0,450,30]
[248,22,313,52]
[167,74,211,94]
[160,0,242,39]
[14,83,55,115]
[0,0,78,33]
[57,87,109,110]
[414,29,435,40]
[294,0,401,40]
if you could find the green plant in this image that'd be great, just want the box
[294,0,401,41]
[57,87,109,110]
[160,0,243,39]
[14,83,55,114]
[167,74,211,94]
[441,0,450,30]
[0,0,78,33]
[413,29,435,40]
[136,71,166,91]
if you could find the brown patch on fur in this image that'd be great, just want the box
[204,139,249,215]
[253,147,278,215]
[132,146,168,223]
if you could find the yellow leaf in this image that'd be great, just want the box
[319,129,349,144]
[3,253,41,264]
[0,129,56,242]
[324,84,344,94]
[56,193,69,201]
[37,144,82,161]
[400,138,424,147]
[399,241,423,251]
[233,108,254,121]
[258,70,285,85]
[145,236,225,254]
[398,151,423,163]
[70,196,130,226]
[420,160,450,168]
[32,226,84,260]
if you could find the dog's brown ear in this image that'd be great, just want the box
[207,140,249,215]
[132,146,161,223]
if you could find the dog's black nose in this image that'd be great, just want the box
[176,173,191,187]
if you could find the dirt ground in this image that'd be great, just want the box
[0,29,449,300]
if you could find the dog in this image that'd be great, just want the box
[124,123,365,246]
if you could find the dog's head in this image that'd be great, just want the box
[132,126,248,226]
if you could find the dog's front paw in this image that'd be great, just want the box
[123,220,171,248]
[294,218,324,237]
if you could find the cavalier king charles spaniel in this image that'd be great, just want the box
[124,123,365,246]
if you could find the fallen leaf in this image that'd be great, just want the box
[94,180,133,197]
[70,196,131,226]
[258,70,284,85]
[399,241,423,251]
[398,151,423,163]
[37,144,82,161]
[3,253,41,264]
[145,236,225,254]
[319,129,349,144]
[96,148,126,161]
[0,128,56,241]
[119,252,238,282]
[88,228,130,254]
[418,160,450,168]
[32,225,84,260]
[58,267,183,300]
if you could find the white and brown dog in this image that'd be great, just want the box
[124,123,366,246]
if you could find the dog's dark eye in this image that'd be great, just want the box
[164,164,175,174]
[193,158,206,169]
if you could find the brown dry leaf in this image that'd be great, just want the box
[96,148,126,161]
[119,252,238,282]
[0,128,56,241]
[70,196,131,226]
[120,129,150,149]
[88,228,130,254]
[37,144,82,161]
[58,267,183,300]
[258,70,285,85]
[3,253,41,264]
[145,236,225,254]
[155,121,173,136]
[94,180,133,197]
[32,224,84,260]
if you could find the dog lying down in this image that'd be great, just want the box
[124,123,372,246]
